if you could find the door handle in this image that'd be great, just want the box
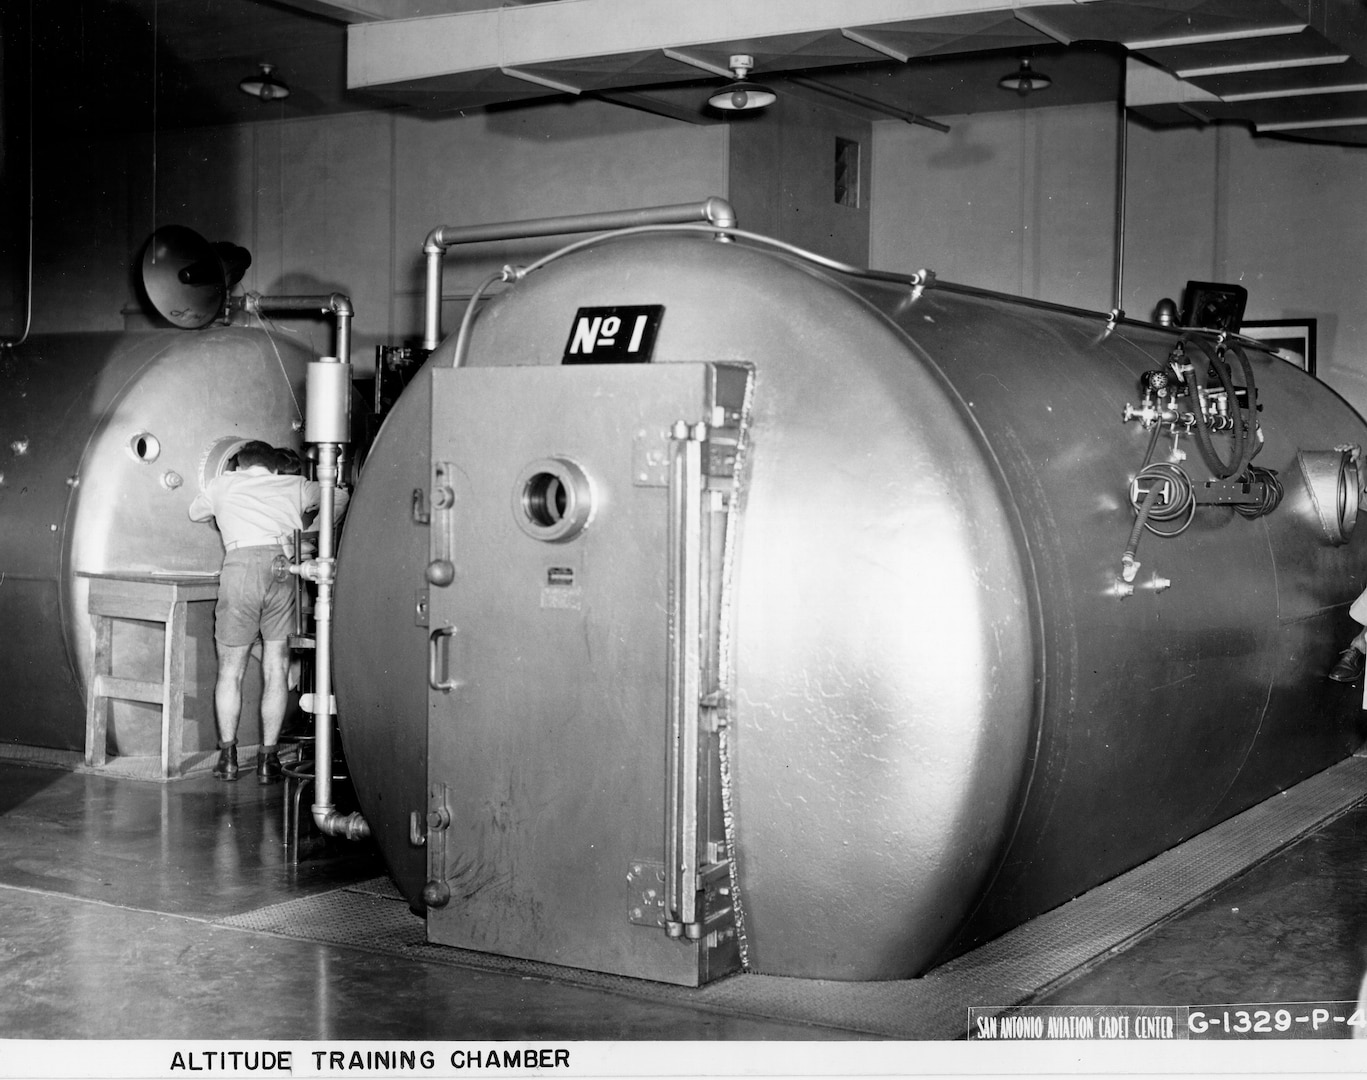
[427,625,459,692]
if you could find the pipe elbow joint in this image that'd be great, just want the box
[423,228,447,257]
[313,807,371,841]
[703,196,737,230]
[328,293,353,319]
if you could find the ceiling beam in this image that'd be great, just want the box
[269,0,541,23]
[347,0,1073,89]
[1124,23,1307,51]
[1218,81,1367,102]
[1256,115,1367,132]
[662,49,734,78]
[1177,53,1349,78]
[501,67,583,94]
[840,28,912,64]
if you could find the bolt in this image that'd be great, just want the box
[630,906,643,920]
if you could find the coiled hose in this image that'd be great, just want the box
[1179,335,1258,479]
[1122,460,1197,580]
[1235,464,1284,518]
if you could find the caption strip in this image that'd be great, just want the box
[968,1002,1364,1040]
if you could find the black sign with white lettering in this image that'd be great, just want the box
[562,306,664,364]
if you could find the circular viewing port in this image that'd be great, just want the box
[129,432,161,463]
[524,472,570,528]
[197,435,254,490]
[514,458,593,542]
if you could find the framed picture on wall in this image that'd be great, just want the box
[1240,319,1317,377]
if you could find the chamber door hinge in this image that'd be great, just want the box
[421,782,452,909]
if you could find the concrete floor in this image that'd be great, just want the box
[0,759,820,1041]
[0,754,1364,1049]
[1036,797,1367,1013]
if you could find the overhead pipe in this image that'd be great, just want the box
[244,292,353,367]
[421,198,737,351]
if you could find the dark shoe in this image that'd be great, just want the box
[212,744,239,781]
[256,751,282,785]
[1328,647,1366,683]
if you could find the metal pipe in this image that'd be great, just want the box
[257,291,367,839]
[307,437,368,840]
[787,77,951,133]
[250,292,353,365]
[421,198,737,351]
[1113,78,1129,313]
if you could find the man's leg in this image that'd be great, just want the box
[213,641,252,779]
[256,638,290,783]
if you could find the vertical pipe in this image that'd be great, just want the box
[300,305,366,840]
[1113,83,1129,313]
[335,307,351,376]
[311,438,339,824]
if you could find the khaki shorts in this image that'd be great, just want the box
[215,546,294,646]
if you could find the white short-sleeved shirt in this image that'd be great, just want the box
[187,466,344,550]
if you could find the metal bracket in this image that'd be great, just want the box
[1193,477,1272,507]
[627,860,667,927]
[629,858,734,938]
[632,427,672,487]
[422,782,452,909]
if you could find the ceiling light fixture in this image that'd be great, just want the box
[239,63,291,102]
[707,55,776,112]
[998,57,1051,97]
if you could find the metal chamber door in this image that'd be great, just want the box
[423,362,749,986]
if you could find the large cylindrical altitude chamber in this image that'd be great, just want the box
[0,328,308,756]
[334,228,1367,985]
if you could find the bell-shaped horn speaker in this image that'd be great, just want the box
[140,225,252,330]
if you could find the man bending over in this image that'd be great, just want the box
[188,441,347,782]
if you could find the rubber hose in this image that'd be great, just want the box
[1124,483,1163,566]
[1224,340,1259,472]
[1182,335,1244,479]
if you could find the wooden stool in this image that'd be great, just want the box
[80,572,219,779]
